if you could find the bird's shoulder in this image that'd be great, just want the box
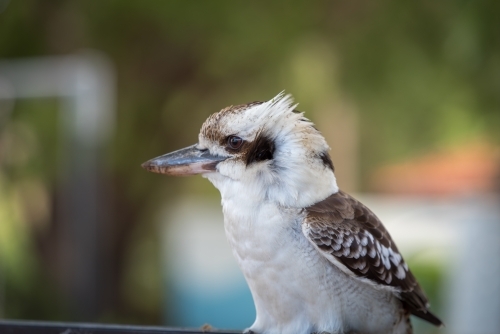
[302,190,440,323]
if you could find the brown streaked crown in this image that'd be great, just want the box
[200,101,264,143]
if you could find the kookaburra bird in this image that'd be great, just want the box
[142,93,443,334]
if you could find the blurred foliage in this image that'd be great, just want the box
[407,252,446,334]
[0,0,499,328]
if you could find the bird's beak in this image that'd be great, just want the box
[141,144,227,176]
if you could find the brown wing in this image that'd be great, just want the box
[303,191,443,327]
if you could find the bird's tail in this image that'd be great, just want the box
[411,309,444,327]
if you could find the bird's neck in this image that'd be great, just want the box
[205,168,339,209]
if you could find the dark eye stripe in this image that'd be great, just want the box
[246,133,274,165]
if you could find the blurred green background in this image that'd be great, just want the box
[1,1,499,333]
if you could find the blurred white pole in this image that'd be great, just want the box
[447,195,500,334]
[0,51,115,143]
[0,52,115,319]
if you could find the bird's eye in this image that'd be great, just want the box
[227,135,243,150]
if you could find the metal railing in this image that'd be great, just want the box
[0,320,241,334]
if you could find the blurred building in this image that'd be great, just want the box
[370,142,500,334]
[371,142,500,196]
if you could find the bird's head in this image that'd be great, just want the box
[142,92,338,207]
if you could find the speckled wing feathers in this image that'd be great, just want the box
[303,191,443,326]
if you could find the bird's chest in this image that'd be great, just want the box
[221,201,328,302]
[222,201,304,275]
